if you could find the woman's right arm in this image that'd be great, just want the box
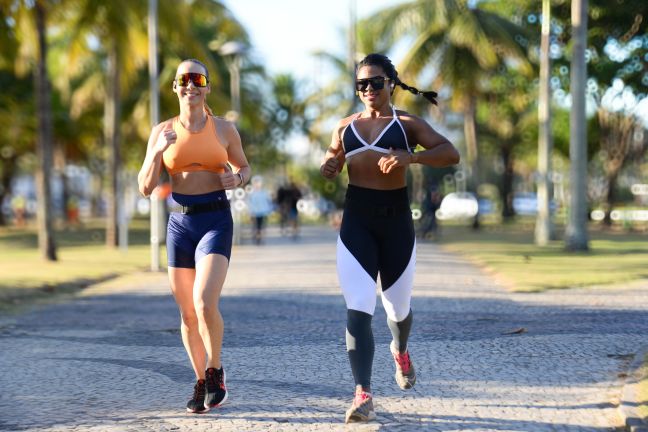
[138,121,175,197]
[320,120,346,179]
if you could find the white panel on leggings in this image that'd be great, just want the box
[381,241,416,322]
[337,236,377,316]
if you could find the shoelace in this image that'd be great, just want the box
[394,351,411,374]
[192,380,206,400]
[207,369,225,390]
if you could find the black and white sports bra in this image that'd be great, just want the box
[341,106,412,159]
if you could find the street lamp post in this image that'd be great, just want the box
[217,41,246,123]
[148,0,162,271]
[216,41,247,244]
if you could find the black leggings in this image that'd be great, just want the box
[337,185,416,388]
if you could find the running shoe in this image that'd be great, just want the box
[186,379,208,414]
[344,388,376,423]
[204,367,228,408]
[391,342,416,390]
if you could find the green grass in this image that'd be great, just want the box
[438,223,648,292]
[0,219,163,310]
[2,218,647,309]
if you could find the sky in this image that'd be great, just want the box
[221,0,412,159]
[222,0,409,80]
[222,0,648,145]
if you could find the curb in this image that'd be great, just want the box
[620,346,648,432]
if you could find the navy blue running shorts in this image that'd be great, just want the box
[166,190,233,268]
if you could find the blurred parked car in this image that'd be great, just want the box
[513,192,557,216]
[436,192,479,220]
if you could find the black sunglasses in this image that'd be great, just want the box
[355,76,390,92]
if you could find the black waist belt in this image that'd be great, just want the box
[170,200,230,215]
[344,199,411,217]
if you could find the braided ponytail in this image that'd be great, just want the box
[357,53,438,105]
[394,78,438,105]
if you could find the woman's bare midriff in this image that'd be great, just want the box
[170,171,225,195]
[347,151,407,190]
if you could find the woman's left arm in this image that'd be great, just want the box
[222,120,251,189]
[378,114,460,174]
[407,115,460,167]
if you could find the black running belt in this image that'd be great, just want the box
[170,200,230,214]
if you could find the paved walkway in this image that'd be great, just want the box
[1,225,647,431]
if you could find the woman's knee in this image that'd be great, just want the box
[194,300,220,321]
[180,310,199,329]
[382,299,411,322]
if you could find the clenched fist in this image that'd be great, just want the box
[218,164,242,190]
[320,157,341,179]
[378,148,412,174]
[154,128,177,154]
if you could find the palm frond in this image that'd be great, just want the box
[447,12,499,69]
[474,9,534,74]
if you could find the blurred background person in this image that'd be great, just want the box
[246,175,273,245]
[419,182,442,241]
[276,178,302,239]
[10,194,26,227]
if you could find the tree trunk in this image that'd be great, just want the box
[0,155,17,226]
[564,0,589,251]
[598,108,642,226]
[535,0,554,245]
[105,44,121,248]
[34,1,57,261]
[463,96,480,229]
[54,141,71,223]
[602,172,617,226]
[500,144,515,220]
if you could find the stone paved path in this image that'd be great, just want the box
[1,225,647,431]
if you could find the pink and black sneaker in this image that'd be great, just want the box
[391,342,416,390]
[345,387,376,423]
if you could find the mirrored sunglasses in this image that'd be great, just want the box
[175,72,209,87]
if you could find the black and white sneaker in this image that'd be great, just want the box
[204,367,228,409]
[186,379,209,414]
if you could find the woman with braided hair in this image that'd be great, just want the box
[320,53,459,423]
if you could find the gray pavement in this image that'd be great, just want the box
[1,225,647,431]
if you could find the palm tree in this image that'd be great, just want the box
[59,0,148,247]
[596,108,646,226]
[33,0,57,260]
[307,25,384,149]
[361,0,532,227]
[479,69,537,220]
[307,50,358,142]
[564,0,589,251]
[5,0,58,259]
[0,6,34,227]
[535,0,554,245]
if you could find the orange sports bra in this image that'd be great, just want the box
[162,116,228,176]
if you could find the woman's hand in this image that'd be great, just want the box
[320,156,341,179]
[218,164,242,190]
[378,148,412,174]
[154,128,177,154]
